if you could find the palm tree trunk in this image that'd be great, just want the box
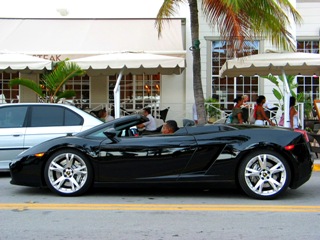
[188,0,206,125]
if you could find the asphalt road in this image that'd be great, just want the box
[0,170,319,240]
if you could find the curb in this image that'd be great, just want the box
[313,159,320,171]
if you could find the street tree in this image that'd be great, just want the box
[155,0,302,125]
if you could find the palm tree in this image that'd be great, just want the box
[155,0,302,125]
[10,61,86,103]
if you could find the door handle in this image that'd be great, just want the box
[13,133,22,137]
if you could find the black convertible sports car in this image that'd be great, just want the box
[10,114,313,200]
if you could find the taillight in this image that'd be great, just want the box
[284,145,295,151]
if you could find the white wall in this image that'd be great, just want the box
[161,74,186,126]
[297,2,320,37]
[19,73,40,103]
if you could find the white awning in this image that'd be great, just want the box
[0,52,52,72]
[68,52,185,75]
[68,52,185,118]
[0,18,185,58]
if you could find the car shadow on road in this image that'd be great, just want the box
[91,186,247,199]
[3,171,314,201]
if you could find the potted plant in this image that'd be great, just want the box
[205,98,221,123]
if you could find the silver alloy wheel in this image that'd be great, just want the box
[47,152,88,194]
[243,153,287,197]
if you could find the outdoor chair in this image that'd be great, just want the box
[90,109,101,118]
[264,107,278,125]
[183,119,195,127]
[159,107,170,122]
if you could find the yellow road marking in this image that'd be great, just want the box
[0,203,320,212]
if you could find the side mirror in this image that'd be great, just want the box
[103,129,120,143]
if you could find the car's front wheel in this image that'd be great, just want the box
[44,149,93,196]
[238,150,291,200]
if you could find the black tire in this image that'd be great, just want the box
[238,150,291,200]
[44,149,93,196]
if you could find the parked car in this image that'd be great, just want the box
[0,103,103,171]
[10,114,313,200]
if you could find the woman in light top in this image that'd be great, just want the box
[289,96,299,129]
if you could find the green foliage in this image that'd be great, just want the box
[56,90,77,99]
[10,61,85,103]
[205,98,221,118]
[265,74,313,118]
[264,74,297,110]
[9,78,45,98]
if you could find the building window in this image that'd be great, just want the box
[0,72,19,103]
[64,75,90,109]
[108,73,160,115]
[297,75,319,104]
[38,74,90,109]
[296,40,320,107]
[212,40,260,111]
[297,40,319,54]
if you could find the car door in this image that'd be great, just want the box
[179,126,249,181]
[96,128,197,182]
[24,105,84,148]
[0,105,28,169]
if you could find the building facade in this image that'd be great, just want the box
[0,0,320,125]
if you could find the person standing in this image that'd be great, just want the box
[241,95,249,108]
[253,95,275,126]
[289,96,299,129]
[241,95,250,122]
[231,96,244,124]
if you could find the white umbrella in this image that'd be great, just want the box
[69,52,185,118]
[220,52,320,128]
[0,52,52,71]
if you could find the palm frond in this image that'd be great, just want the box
[55,90,76,102]
[9,78,45,97]
[202,0,302,51]
[264,74,279,86]
[155,0,186,37]
[42,61,85,97]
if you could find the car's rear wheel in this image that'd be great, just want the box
[238,150,291,200]
[44,149,93,196]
